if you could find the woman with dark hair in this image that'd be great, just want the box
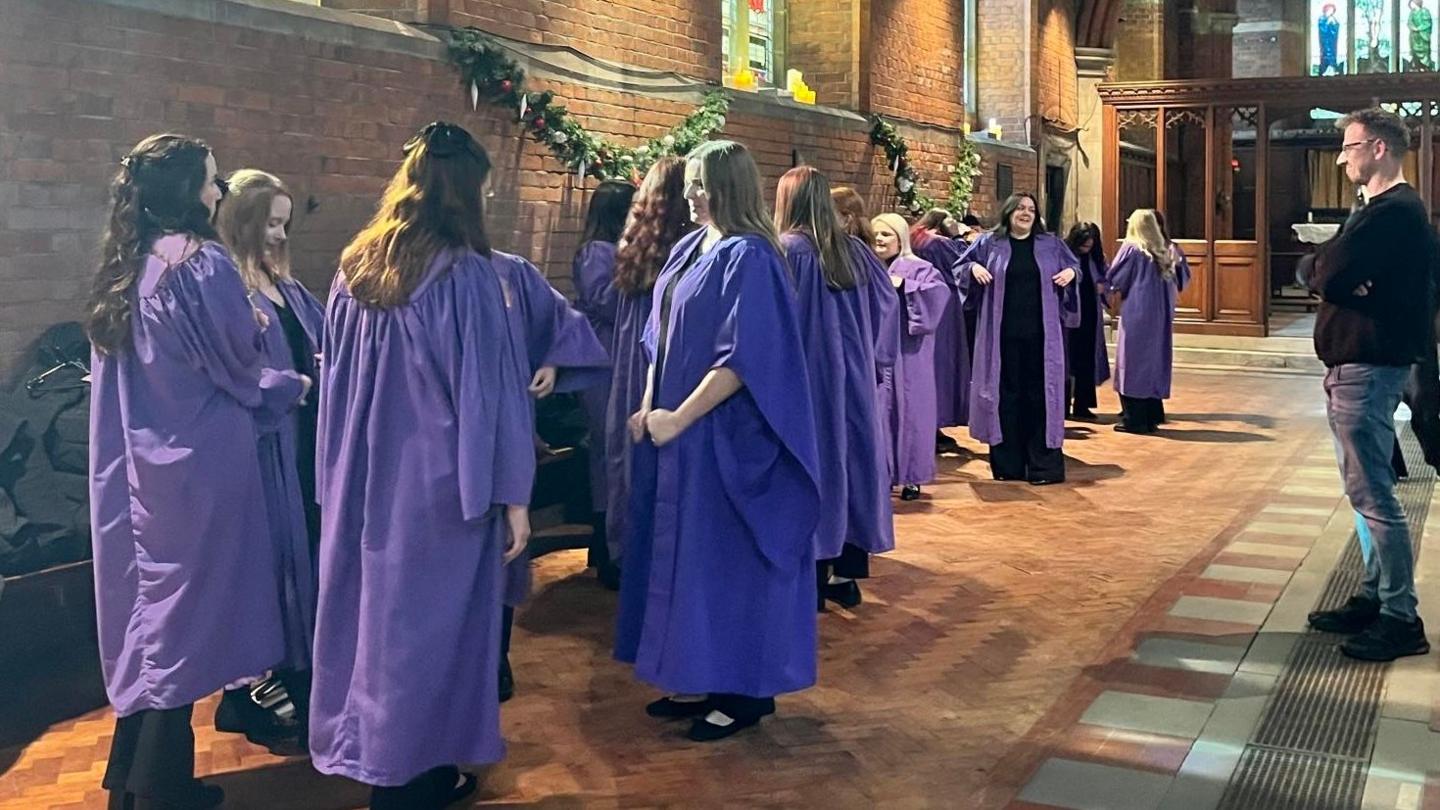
[619,141,820,742]
[911,208,970,449]
[1109,209,1190,434]
[775,166,897,612]
[1063,222,1111,420]
[831,186,876,246]
[957,192,1081,484]
[572,179,636,586]
[873,213,952,501]
[608,157,694,603]
[311,122,543,808]
[88,134,309,809]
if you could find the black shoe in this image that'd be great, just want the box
[498,657,514,703]
[993,473,1024,481]
[686,696,775,742]
[1113,423,1144,434]
[1070,408,1097,421]
[645,695,711,719]
[439,771,478,808]
[1340,615,1430,661]
[936,431,960,452]
[1028,476,1064,486]
[124,782,223,810]
[214,685,296,745]
[899,485,921,501]
[597,561,621,591]
[822,580,862,609]
[1308,595,1381,634]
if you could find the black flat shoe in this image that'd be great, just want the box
[1028,477,1064,486]
[822,580,862,609]
[1113,424,1154,434]
[1070,408,1097,421]
[440,772,478,808]
[214,686,296,745]
[899,485,921,501]
[686,696,775,742]
[1308,595,1380,634]
[1341,615,1430,661]
[935,431,960,453]
[645,695,711,719]
[498,657,514,703]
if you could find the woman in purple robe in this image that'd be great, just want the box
[956,192,1081,484]
[607,158,694,585]
[310,123,534,809]
[213,169,324,746]
[1109,208,1191,434]
[571,179,635,586]
[873,213,953,500]
[912,210,971,447]
[776,167,897,612]
[1063,222,1111,421]
[88,134,309,810]
[618,140,821,742]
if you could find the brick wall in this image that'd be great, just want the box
[976,0,1028,136]
[0,0,1032,372]
[867,0,966,126]
[1035,0,1078,128]
[1232,0,1307,77]
[1114,0,1165,81]
[789,0,858,107]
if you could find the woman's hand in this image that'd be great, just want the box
[891,274,904,289]
[1052,268,1077,287]
[628,408,650,443]
[645,409,685,446]
[297,374,314,406]
[528,366,557,399]
[971,265,994,285]
[503,504,531,564]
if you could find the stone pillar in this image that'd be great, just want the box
[1074,47,1114,229]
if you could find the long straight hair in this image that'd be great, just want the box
[1065,221,1106,269]
[1124,208,1176,279]
[872,212,915,258]
[341,122,492,308]
[993,192,1045,238]
[687,140,783,256]
[89,133,218,354]
[580,179,635,245]
[614,156,693,295]
[831,186,875,247]
[775,166,859,290]
[215,169,292,291]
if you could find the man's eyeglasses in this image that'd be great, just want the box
[1340,138,1378,154]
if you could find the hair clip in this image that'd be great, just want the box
[120,155,134,169]
[403,121,482,159]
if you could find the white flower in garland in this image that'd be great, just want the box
[714,116,727,131]
[551,131,569,145]
[896,177,914,193]
[661,134,676,148]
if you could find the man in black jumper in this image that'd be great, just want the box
[1304,107,1436,661]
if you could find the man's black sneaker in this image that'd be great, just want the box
[1308,595,1380,634]
[1340,615,1430,662]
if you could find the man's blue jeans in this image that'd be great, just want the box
[1326,363,1419,621]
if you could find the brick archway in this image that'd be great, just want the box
[1075,0,1124,49]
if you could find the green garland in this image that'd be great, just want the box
[444,27,729,182]
[870,115,982,218]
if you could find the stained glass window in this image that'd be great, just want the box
[1312,0,1438,73]
[721,0,784,87]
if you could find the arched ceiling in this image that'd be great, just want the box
[1074,0,1124,49]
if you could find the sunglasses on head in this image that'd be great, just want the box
[403,122,484,159]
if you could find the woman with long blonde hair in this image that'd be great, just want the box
[873,212,953,501]
[214,169,324,745]
[1108,208,1189,433]
[311,122,538,808]
[775,166,897,612]
[619,140,820,741]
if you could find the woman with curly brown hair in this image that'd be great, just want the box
[604,157,694,591]
[88,134,309,809]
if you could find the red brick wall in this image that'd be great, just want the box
[1035,0,1078,128]
[1114,0,1165,81]
[789,0,858,107]
[868,0,966,126]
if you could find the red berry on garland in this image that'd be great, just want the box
[500,79,513,93]
[534,118,546,129]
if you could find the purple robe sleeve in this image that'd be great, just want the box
[508,254,610,393]
[1054,238,1083,330]
[162,245,304,423]
[432,256,536,515]
[1171,244,1192,293]
[955,236,994,311]
[571,241,619,335]
[855,240,899,369]
[901,263,952,337]
[1107,244,1141,296]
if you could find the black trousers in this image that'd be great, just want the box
[1067,293,1099,414]
[817,543,870,588]
[1406,340,1440,469]
[991,333,1065,482]
[1120,395,1164,432]
[103,705,199,803]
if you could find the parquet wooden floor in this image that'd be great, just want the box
[0,369,1332,809]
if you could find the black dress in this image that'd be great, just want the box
[991,236,1065,483]
[1066,254,1100,415]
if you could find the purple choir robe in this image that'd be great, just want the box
[618,233,821,697]
[572,240,619,512]
[956,232,1082,449]
[89,236,304,717]
[250,279,326,671]
[879,255,952,486]
[1068,253,1112,386]
[309,248,536,785]
[493,251,609,606]
[1109,243,1191,400]
[604,287,653,561]
[913,233,970,428]
[787,232,897,559]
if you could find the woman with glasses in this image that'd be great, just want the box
[88,134,309,809]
